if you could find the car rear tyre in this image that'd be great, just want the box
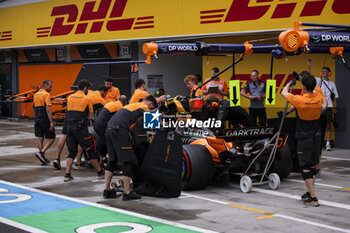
[182,144,213,190]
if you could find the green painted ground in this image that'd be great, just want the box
[10,206,199,233]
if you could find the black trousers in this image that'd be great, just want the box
[249,108,267,126]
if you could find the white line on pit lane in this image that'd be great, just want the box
[322,156,350,162]
[287,179,350,190]
[253,187,350,211]
[0,131,36,142]
[0,217,47,233]
[0,146,37,157]
[182,192,350,233]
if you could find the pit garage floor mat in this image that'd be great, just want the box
[0,180,215,233]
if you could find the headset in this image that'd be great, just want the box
[251,70,261,79]
[320,69,331,77]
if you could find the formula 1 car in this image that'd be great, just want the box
[179,125,293,192]
[157,96,294,193]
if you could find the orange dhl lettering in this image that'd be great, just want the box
[37,0,154,38]
[0,31,12,41]
[200,0,350,24]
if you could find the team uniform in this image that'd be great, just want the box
[286,91,323,170]
[33,89,55,139]
[190,85,204,98]
[243,80,267,126]
[104,86,120,103]
[105,102,150,177]
[94,100,123,141]
[201,77,228,100]
[130,89,149,104]
[65,90,97,160]
[87,90,106,111]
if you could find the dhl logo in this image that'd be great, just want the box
[234,73,302,95]
[37,0,154,38]
[0,31,12,41]
[200,0,349,24]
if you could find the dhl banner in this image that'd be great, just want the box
[0,0,349,49]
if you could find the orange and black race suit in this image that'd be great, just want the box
[104,86,120,103]
[286,91,323,169]
[130,89,149,104]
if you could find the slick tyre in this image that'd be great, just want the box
[182,145,213,190]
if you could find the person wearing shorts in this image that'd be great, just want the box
[104,95,157,200]
[281,71,323,207]
[63,80,104,182]
[33,80,55,165]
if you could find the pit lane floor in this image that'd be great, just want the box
[0,119,349,233]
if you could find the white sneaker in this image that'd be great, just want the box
[326,143,331,151]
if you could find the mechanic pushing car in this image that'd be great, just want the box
[281,71,324,207]
[103,95,157,200]
[94,95,128,142]
[87,86,107,111]
[33,79,55,165]
[63,80,104,182]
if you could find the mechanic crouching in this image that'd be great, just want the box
[203,96,253,128]
[104,95,157,200]
[64,80,104,182]
[281,71,324,207]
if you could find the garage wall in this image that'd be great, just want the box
[18,63,82,117]
[335,52,350,149]
[137,43,202,96]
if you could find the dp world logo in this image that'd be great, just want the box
[143,110,161,129]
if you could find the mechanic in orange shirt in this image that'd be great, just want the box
[87,87,107,110]
[201,67,229,100]
[130,79,166,104]
[281,71,324,207]
[103,77,120,103]
[33,80,55,165]
[184,74,203,98]
[64,80,104,182]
